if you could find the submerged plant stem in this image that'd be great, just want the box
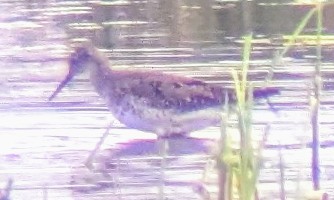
[311,1,323,191]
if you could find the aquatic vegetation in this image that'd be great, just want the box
[269,1,326,198]
[218,34,263,200]
[280,0,325,193]
[310,0,323,191]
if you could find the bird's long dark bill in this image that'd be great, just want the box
[48,73,74,101]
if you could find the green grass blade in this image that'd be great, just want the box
[280,7,317,57]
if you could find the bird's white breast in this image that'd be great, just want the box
[107,95,222,137]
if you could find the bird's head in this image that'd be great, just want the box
[48,42,95,101]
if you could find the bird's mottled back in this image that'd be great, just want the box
[48,42,281,173]
[49,42,280,136]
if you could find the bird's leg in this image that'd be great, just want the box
[0,178,13,200]
[157,136,169,200]
[85,121,114,170]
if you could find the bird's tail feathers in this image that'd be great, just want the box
[253,87,280,99]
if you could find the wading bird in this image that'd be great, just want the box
[48,42,279,196]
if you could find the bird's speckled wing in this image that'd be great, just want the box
[109,70,233,112]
